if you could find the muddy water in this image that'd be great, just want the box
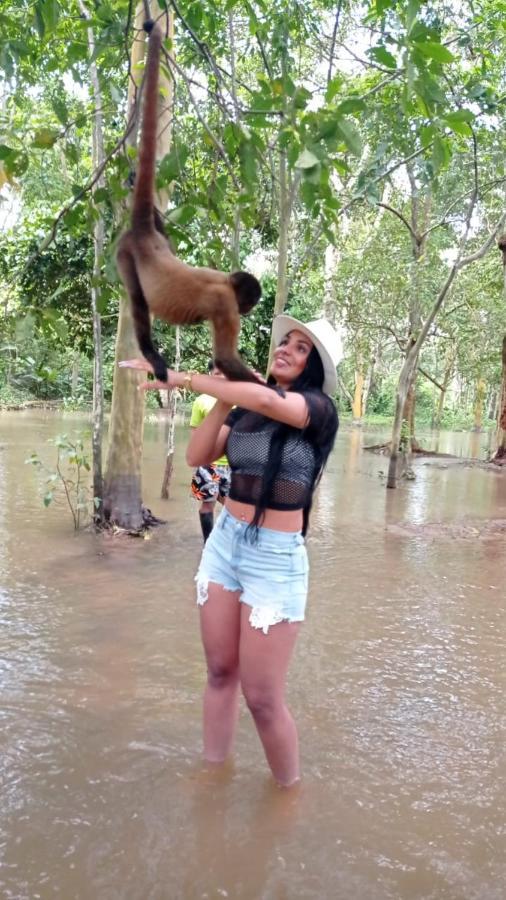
[0,411,505,900]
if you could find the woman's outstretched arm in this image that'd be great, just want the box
[119,359,309,429]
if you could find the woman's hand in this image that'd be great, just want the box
[119,358,176,391]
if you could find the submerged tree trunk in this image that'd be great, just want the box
[387,348,417,487]
[103,2,173,529]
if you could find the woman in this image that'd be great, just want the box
[120,316,341,786]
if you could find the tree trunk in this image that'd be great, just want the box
[79,0,106,525]
[403,380,418,474]
[160,327,181,499]
[387,347,418,488]
[472,377,486,431]
[352,370,364,422]
[323,243,339,325]
[71,352,80,397]
[433,349,455,428]
[103,2,173,529]
[492,335,506,461]
[361,354,376,419]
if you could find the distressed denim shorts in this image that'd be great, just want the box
[195,507,309,633]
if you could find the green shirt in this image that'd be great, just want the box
[189,393,229,467]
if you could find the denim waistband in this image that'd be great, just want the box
[217,507,304,548]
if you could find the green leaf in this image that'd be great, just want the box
[406,0,420,34]
[166,205,196,226]
[293,86,311,110]
[41,0,60,32]
[432,135,451,174]
[4,150,29,177]
[316,118,340,142]
[325,74,344,103]
[34,2,45,38]
[375,0,395,13]
[414,41,455,63]
[32,128,59,149]
[336,97,366,115]
[295,149,319,169]
[444,116,473,137]
[51,97,69,125]
[368,46,397,69]
[43,492,54,508]
[0,144,15,160]
[300,180,318,211]
[239,141,257,186]
[336,119,362,157]
[92,187,109,204]
[445,108,475,123]
[414,75,445,105]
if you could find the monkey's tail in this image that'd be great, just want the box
[132,22,162,232]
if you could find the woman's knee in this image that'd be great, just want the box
[242,684,280,724]
[207,659,239,690]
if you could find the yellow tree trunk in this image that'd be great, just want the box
[103,2,174,529]
[352,371,364,421]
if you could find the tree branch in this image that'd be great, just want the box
[458,211,506,267]
[377,202,418,243]
[327,0,344,85]
[418,366,445,392]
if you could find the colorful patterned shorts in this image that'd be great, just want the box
[191,465,231,503]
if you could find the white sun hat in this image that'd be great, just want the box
[271,315,343,396]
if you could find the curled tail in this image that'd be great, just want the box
[132,21,163,233]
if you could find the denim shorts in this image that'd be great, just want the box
[195,508,309,633]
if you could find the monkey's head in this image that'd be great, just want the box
[229,271,262,315]
[498,234,506,251]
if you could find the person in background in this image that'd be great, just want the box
[189,361,231,542]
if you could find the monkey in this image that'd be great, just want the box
[116,20,262,384]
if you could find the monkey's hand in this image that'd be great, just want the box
[119,358,176,392]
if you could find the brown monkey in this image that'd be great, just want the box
[116,20,261,383]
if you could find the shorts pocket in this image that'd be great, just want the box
[290,544,309,577]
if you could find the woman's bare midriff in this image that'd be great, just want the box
[224,498,303,533]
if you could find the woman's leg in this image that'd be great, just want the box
[199,582,242,762]
[239,606,301,786]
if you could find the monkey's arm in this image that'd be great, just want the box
[186,400,232,467]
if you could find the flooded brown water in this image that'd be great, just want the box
[1,410,505,900]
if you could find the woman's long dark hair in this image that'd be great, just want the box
[249,345,339,536]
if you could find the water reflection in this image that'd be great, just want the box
[0,411,505,899]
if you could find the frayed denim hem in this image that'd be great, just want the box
[195,573,304,635]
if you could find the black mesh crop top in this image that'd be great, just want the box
[224,390,334,511]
